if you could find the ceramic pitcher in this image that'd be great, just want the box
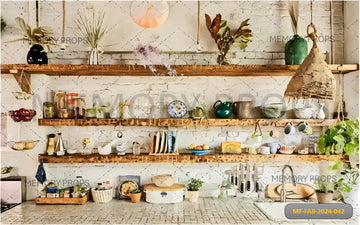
[213,100,233,118]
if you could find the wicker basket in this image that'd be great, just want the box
[91,188,113,203]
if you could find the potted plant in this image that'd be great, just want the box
[128,188,141,203]
[187,178,204,202]
[318,120,359,156]
[315,179,334,204]
[75,10,107,65]
[6,17,57,64]
[192,104,208,120]
[331,161,359,206]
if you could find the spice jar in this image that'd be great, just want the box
[47,134,56,155]
[54,90,67,117]
[73,96,86,118]
[43,102,55,119]
[59,109,74,119]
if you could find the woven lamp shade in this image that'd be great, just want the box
[284,24,336,100]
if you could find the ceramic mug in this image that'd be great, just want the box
[284,122,296,135]
[298,122,312,135]
[267,142,281,154]
[259,146,270,154]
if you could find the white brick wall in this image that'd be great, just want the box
[0,1,357,201]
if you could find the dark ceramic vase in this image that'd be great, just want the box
[285,34,308,65]
[27,44,48,64]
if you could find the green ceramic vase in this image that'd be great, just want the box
[285,34,308,65]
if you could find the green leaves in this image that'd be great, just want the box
[318,120,359,156]
[187,178,204,191]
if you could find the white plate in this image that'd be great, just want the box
[154,132,160,154]
[159,131,165,153]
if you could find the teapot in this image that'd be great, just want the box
[213,100,233,118]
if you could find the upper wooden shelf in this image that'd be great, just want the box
[38,118,337,127]
[1,64,358,76]
[38,153,349,164]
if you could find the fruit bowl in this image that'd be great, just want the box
[7,140,40,151]
[187,149,212,156]
[8,108,36,122]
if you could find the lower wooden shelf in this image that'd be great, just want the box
[38,118,338,127]
[38,153,348,164]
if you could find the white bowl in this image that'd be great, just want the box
[293,107,314,119]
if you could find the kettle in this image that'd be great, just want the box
[213,100,233,118]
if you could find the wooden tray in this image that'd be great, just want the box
[35,192,90,205]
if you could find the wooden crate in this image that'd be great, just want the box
[35,192,90,205]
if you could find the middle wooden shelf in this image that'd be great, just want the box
[38,118,337,127]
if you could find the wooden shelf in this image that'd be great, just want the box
[2,64,358,76]
[38,153,349,164]
[38,118,338,127]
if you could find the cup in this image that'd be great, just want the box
[298,122,312,135]
[259,146,270,154]
[284,122,296,135]
[267,142,281,154]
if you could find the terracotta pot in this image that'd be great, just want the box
[129,192,142,203]
[188,191,199,203]
[316,191,333,204]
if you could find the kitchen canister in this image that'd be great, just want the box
[143,183,185,204]
[152,174,174,187]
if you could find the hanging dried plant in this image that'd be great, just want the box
[205,13,252,65]
[288,1,299,34]
[6,17,57,48]
[75,10,107,48]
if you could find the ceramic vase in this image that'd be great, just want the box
[88,47,99,65]
[27,44,48,64]
[317,103,326,119]
[285,34,308,65]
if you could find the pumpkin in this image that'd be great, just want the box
[130,1,169,28]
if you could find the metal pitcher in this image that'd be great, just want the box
[232,101,253,119]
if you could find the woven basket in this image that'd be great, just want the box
[91,188,113,203]
[284,23,336,100]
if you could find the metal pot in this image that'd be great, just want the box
[232,101,253,119]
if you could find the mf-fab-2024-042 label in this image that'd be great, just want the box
[285,203,353,220]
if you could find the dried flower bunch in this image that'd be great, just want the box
[8,17,57,48]
[288,1,299,35]
[75,10,107,48]
[205,14,252,65]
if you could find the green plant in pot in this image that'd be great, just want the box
[187,178,204,203]
[318,120,359,156]
[192,104,208,120]
[128,188,141,203]
[285,1,308,65]
[315,179,334,204]
[331,161,359,205]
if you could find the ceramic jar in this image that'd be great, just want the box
[285,34,308,65]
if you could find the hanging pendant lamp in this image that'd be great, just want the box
[284,1,336,100]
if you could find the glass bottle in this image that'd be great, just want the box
[43,102,55,119]
[55,133,66,156]
[47,134,56,155]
